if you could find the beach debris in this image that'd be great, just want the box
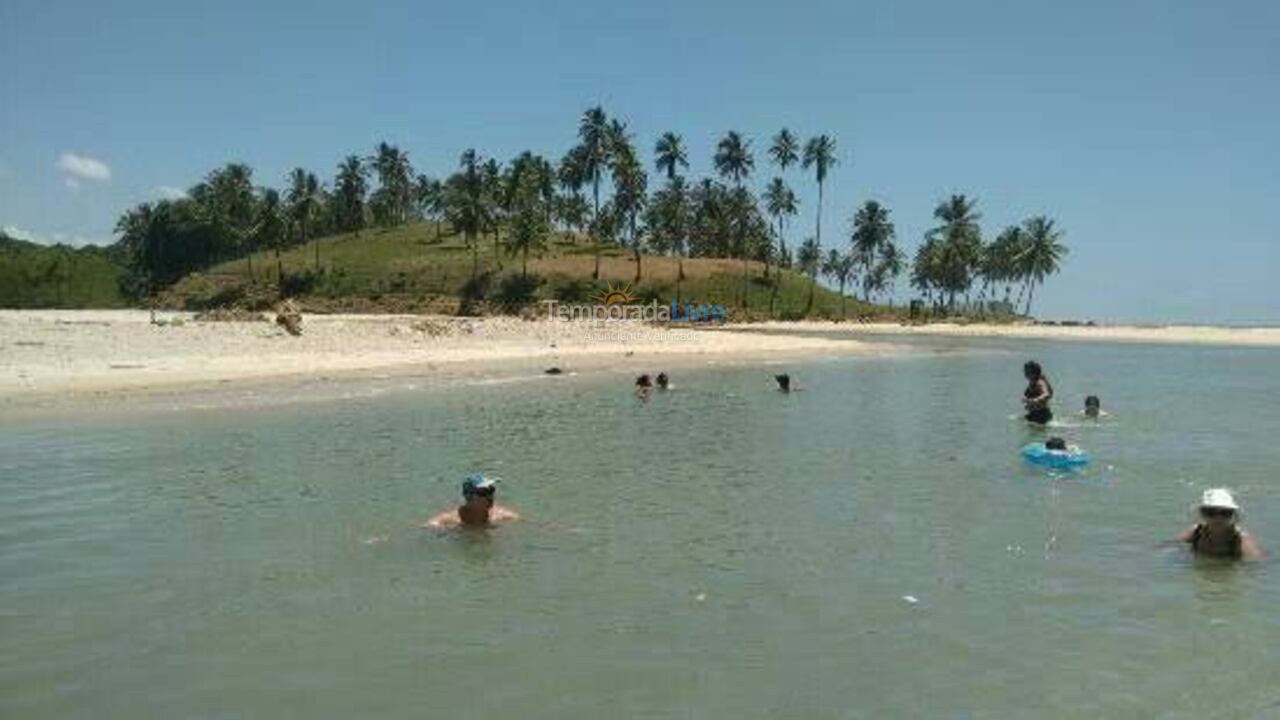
[410,318,456,337]
[194,307,266,323]
[544,367,564,375]
[275,300,303,336]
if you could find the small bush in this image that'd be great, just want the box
[551,277,596,303]
[496,273,542,311]
[280,269,320,297]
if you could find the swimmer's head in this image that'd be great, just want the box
[1199,488,1239,525]
[1045,437,1068,451]
[775,373,791,391]
[1084,395,1100,417]
[635,374,652,388]
[1023,361,1043,380]
[656,372,669,389]
[462,474,497,506]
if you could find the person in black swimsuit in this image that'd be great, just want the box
[1177,488,1262,560]
[1022,360,1053,425]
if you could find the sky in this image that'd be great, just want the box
[1,0,1277,323]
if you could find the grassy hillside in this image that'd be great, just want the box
[164,222,900,320]
[0,234,128,308]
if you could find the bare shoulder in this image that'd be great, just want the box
[1175,525,1197,543]
[424,511,460,528]
[1240,529,1263,560]
[492,505,521,522]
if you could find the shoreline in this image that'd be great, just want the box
[0,310,897,410]
[4,310,1277,411]
[748,320,1280,347]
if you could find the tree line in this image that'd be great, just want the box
[113,107,1066,315]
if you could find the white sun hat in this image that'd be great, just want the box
[1200,488,1240,511]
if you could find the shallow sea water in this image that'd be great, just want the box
[2,336,1278,718]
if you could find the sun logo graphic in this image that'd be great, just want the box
[592,281,635,306]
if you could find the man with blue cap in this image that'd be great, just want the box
[425,474,520,528]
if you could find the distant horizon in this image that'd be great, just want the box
[2,0,1277,324]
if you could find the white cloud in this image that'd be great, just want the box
[2,225,39,242]
[2,224,105,247]
[151,185,186,200]
[56,152,112,186]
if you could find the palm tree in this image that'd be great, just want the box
[802,135,837,260]
[797,237,822,312]
[1017,216,1067,316]
[769,129,800,175]
[577,106,612,278]
[482,158,505,268]
[369,142,414,226]
[823,249,856,318]
[507,165,550,278]
[870,240,904,304]
[927,194,983,310]
[644,177,690,304]
[333,155,368,233]
[762,178,797,279]
[254,188,288,287]
[654,132,688,182]
[611,148,647,282]
[444,149,489,281]
[713,131,754,187]
[850,200,894,299]
[287,168,322,271]
[415,174,444,239]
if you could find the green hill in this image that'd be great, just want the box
[0,233,128,308]
[164,222,897,320]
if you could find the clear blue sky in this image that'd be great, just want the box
[2,0,1277,323]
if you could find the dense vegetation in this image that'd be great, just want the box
[0,232,127,308]
[11,106,1068,317]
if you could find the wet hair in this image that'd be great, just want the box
[656,372,669,389]
[635,374,652,388]
[775,373,791,391]
[1023,361,1043,379]
[1045,437,1068,451]
[1085,395,1100,408]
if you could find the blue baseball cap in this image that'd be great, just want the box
[462,474,497,495]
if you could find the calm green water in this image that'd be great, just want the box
[3,337,1279,718]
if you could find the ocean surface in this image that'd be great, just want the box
[3,335,1279,718]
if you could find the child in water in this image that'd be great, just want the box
[1177,488,1262,560]
[1083,395,1105,418]
[1022,361,1054,425]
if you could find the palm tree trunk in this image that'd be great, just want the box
[522,246,528,279]
[1024,281,1036,316]
[676,257,684,305]
[592,179,601,279]
[815,180,824,252]
[806,276,816,313]
[741,256,749,309]
[840,280,847,318]
[276,246,283,290]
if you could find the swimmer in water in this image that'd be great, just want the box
[1045,437,1068,451]
[1022,360,1054,425]
[425,474,520,528]
[1083,395,1103,419]
[775,373,792,393]
[1177,488,1262,560]
[655,372,670,390]
[635,373,653,400]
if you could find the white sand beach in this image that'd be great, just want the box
[0,310,887,402]
[3,311,1276,404]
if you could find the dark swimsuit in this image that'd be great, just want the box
[1189,524,1243,559]
[1024,379,1053,424]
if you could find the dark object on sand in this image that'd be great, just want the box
[775,373,791,392]
[275,300,303,336]
[545,367,564,375]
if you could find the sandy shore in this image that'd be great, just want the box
[0,310,890,403]
[4,311,1276,407]
[754,320,1280,347]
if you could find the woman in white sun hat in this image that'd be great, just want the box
[1177,488,1262,560]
